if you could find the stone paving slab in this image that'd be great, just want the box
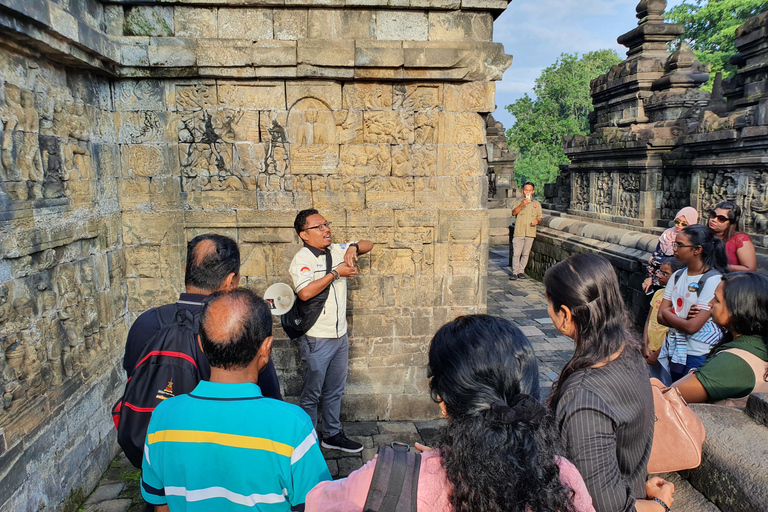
[78,246,719,511]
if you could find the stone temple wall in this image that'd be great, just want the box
[0,0,512,509]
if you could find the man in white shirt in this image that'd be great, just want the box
[289,209,373,453]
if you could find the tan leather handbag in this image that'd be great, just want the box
[647,378,706,474]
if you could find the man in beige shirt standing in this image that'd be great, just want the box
[510,182,543,280]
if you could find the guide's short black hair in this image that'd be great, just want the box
[199,289,273,370]
[524,182,535,189]
[294,209,319,235]
[184,234,240,293]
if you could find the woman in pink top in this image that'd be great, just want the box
[306,315,596,512]
[708,201,757,272]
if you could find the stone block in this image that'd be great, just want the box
[196,45,252,67]
[428,12,493,42]
[123,7,172,38]
[308,9,374,40]
[297,39,355,68]
[376,11,428,41]
[343,83,393,111]
[393,83,442,111]
[366,176,415,210]
[434,242,483,275]
[340,144,391,177]
[460,0,509,8]
[290,145,340,174]
[355,40,404,68]
[174,7,217,39]
[444,82,495,112]
[122,212,183,245]
[415,177,483,210]
[439,144,483,176]
[114,80,166,111]
[403,41,468,69]
[218,82,285,110]
[311,176,366,211]
[50,6,79,42]
[253,41,297,67]
[147,44,196,67]
[127,277,178,312]
[438,112,485,144]
[363,111,414,144]
[287,81,342,110]
[239,243,267,276]
[218,8,273,40]
[121,42,149,67]
[274,9,308,40]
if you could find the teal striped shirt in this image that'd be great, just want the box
[141,381,331,511]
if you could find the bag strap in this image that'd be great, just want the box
[695,269,720,298]
[721,348,768,393]
[325,248,333,275]
[364,443,421,512]
[672,269,685,286]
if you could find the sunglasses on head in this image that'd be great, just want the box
[674,219,688,227]
[709,212,730,223]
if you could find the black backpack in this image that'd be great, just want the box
[281,250,333,339]
[363,442,422,512]
[111,303,207,468]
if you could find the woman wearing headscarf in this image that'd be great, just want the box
[642,207,699,293]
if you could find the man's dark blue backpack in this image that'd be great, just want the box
[111,303,208,468]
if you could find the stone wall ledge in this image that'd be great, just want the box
[109,0,510,13]
[0,0,512,80]
[685,404,768,512]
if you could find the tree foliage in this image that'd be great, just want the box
[505,50,621,192]
[667,0,768,88]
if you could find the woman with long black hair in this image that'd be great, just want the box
[306,315,595,512]
[545,254,675,512]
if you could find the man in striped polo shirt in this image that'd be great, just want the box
[141,289,331,511]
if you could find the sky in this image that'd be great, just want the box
[492,0,686,130]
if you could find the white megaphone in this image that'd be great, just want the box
[264,283,296,316]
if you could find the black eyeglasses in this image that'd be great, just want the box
[709,212,730,223]
[672,242,698,249]
[303,221,332,232]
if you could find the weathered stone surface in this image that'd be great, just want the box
[218,8,273,40]
[376,11,429,41]
[0,0,509,509]
[428,12,493,41]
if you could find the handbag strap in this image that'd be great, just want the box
[721,348,768,393]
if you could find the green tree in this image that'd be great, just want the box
[505,50,621,192]
[667,0,768,88]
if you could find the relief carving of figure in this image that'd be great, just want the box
[749,173,768,234]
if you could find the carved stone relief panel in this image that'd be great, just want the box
[571,172,589,211]
[594,171,613,214]
[700,171,737,213]
[618,173,640,219]
[661,172,691,220]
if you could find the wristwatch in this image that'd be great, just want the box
[349,242,359,252]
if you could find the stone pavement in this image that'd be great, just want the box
[75,246,718,511]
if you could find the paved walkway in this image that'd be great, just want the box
[79,246,717,511]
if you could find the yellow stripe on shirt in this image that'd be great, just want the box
[148,430,294,457]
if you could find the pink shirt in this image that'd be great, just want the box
[306,451,595,512]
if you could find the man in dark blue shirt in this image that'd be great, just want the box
[123,233,281,399]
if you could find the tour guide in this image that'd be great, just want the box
[290,209,373,453]
[510,181,543,280]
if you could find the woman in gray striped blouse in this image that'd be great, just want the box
[544,254,676,512]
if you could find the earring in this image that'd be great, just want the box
[441,408,447,417]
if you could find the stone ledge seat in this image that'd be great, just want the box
[682,401,768,512]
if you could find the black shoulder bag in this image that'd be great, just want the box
[281,249,333,339]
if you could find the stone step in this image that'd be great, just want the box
[657,472,721,512]
[687,404,768,512]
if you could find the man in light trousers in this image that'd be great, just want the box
[510,182,542,280]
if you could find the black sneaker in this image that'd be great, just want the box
[517,273,527,279]
[321,431,363,453]
[509,274,518,280]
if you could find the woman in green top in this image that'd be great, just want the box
[673,272,768,405]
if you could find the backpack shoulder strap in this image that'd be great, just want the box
[722,348,768,393]
[695,269,721,297]
[364,443,421,512]
[155,303,180,329]
[673,269,685,285]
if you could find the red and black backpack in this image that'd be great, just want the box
[111,303,207,468]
